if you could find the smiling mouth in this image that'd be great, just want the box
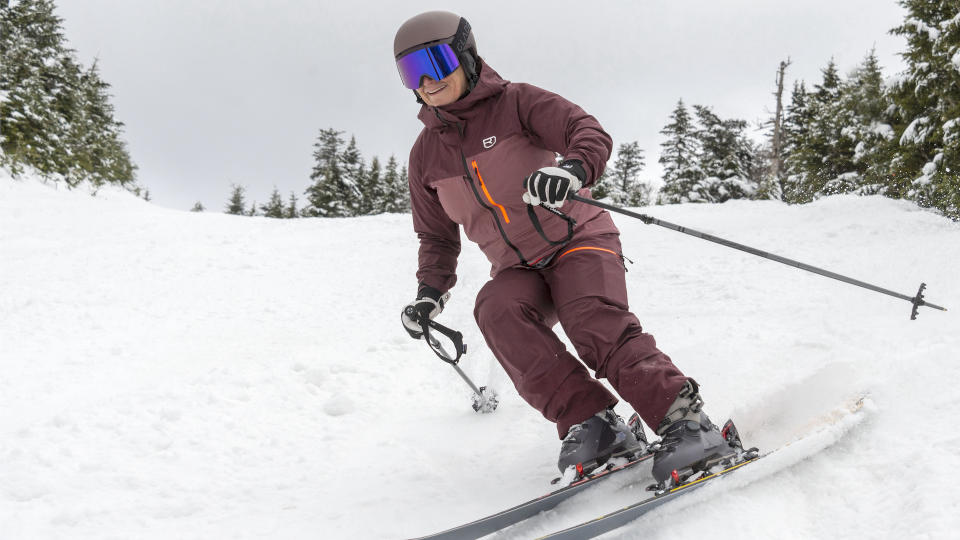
[426,84,447,95]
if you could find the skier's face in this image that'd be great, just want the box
[416,67,467,107]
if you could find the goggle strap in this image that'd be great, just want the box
[450,17,471,54]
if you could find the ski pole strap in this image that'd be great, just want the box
[526,203,576,247]
[414,315,467,365]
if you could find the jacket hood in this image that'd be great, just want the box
[417,59,509,129]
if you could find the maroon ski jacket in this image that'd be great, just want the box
[409,61,618,293]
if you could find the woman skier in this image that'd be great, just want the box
[394,10,733,482]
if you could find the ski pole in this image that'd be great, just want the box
[404,307,499,413]
[568,194,947,320]
[425,333,484,395]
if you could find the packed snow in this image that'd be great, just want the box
[2,172,959,539]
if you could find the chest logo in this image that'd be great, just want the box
[482,136,497,149]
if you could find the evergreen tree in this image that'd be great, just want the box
[191,201,205,212]
[787,70,829,203]
[357,155,383,215]
[0,0,136,186]
[301,130,410,216]
[284,191,299,219]
[381,155,411,213]
[658,99,703,204]
[1,0,72,176]
[692,105,756,202]
[225,184,246,215]
[804,61,842,200]
[304,128,353,217]
[339,135,365,216]
[889,0,960,219]
[602,141,651,206]
[781,81,815,203]
[590,166,612,200]
[260,187,285,218]
[69,60,136,186]
[837,49,897,195]
[247,201,257,217]
[370,156,388,214]
[781,61,857,203]
[804,60,859,201]
[817,60,859,195]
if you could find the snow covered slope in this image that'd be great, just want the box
[2,173,958,539]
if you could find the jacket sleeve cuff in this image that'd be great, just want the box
[559,159,589,186]
[417,283,446,302]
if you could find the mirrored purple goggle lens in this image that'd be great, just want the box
[396,43,461,89]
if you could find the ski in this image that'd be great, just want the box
[536,453,761,539]
[411,414,654,540]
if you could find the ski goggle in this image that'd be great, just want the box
[396,43,461,89]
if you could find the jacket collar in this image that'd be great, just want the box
[417,60,508,131]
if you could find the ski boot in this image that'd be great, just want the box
[558,408,643,478]
[650,380,737,485]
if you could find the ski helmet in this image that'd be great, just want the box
[393,11,479,91]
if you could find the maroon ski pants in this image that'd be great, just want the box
[474,233,688,438]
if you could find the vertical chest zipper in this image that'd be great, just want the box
[471,160,510,223]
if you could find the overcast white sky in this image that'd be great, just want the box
[55,0,908,211]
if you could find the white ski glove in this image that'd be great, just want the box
[401,287,452,340]
[522,161,585,208]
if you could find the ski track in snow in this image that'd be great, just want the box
[1,173,959,539]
